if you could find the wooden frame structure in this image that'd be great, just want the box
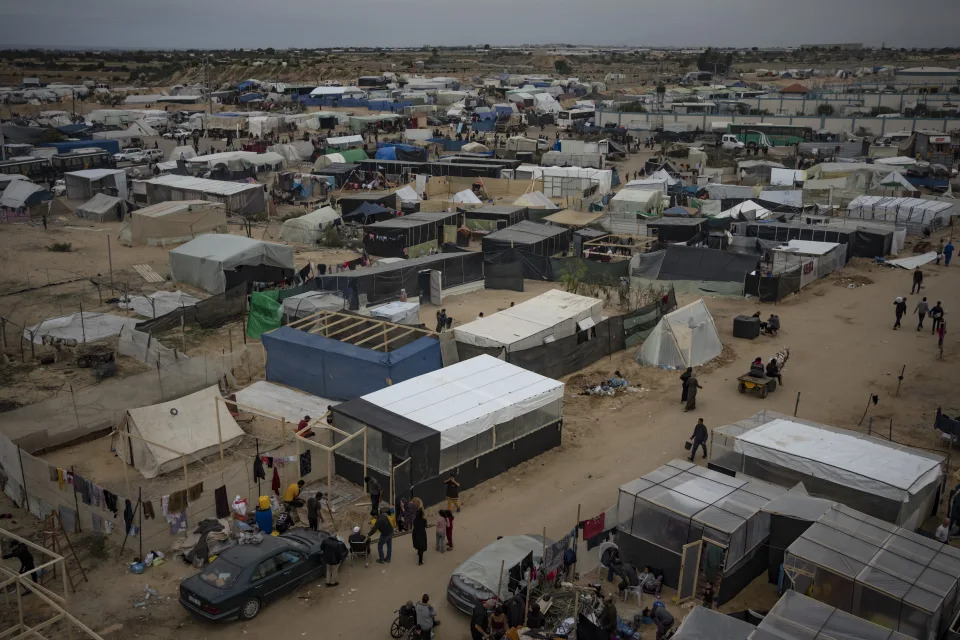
[584,233,658,255]
[0,528,105,640]
[293,413,367,522]
[285,310,436,353]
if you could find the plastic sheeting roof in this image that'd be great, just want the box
[118,290,200,319]
[753,590,914,640]
[118,385,245,478]
[278,206,340,244]
[513,191,557,209]
[886,251,938,270]
[169,234,295,294]
[452,189,482,204]
[775,239,842,256]
[359,354,563,450]
[235,380,337,425]
[24,312,137,344]
[394,185,420,203]
[144,174,264,196]
[734,418,943,499]
[542,209,604,227]
[281,291,346,318]
[672,606,754,640]
[0,180,49,208]
[454,289,602,352]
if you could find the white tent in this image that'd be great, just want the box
[637,299,722,369]
[24,312,137,344]
[167,145,197,162]
[369,301,420,325]
[169,234,295,294]
[116,386,245,478]
[461,142,490,154]
[454,289,602,353]
[394,185,421,204]
[609,188,661,214]
[118,290,201,318]
[235,380,337,425]
[452,189,482,204]
[278,206,340,244]
[717,199,773,220]
[281,291,347,320]
[75,193,127,222]
[121,200,227,247]
[513,191,557,209]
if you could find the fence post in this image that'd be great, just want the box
[16,446,29,514]
[70,385,81,429]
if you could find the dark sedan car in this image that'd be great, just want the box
[179,529,331,621]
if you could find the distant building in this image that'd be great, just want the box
[21,77,41,88]
[779,83,810,95]
[894,66,960,91]
[800,43,863,50]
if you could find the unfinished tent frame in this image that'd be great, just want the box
[783,504,960,640]
[847,196,954,234]
[329,354,564,506]
[615,459,787,606]
[710,411,944,528]
[754,590,914,640]
[583,233,657,261]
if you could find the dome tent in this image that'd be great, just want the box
[637,299,722,369]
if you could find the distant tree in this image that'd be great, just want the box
[554,59,572,75]
[697,48,733,75]
[431,47,438,57]
[816,103,835,116]
[483,44,491,50]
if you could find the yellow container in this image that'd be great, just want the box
[258,495,270,510]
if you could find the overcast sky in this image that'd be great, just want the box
[1,0,958,50]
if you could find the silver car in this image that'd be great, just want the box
[446,534,551,614]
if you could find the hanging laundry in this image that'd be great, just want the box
[123,499,135,535]
[271,467,281,496]
[299,450,312,477]
[143,501,156,520]
[582,512,605,540]
[253,456,266,481]
[187,482,204,503]
[91,512,102,533]
[168,511,188,535]
[57,469,66,490]
[214,486,230,519]
[103,490,119,516]
[59,506,79,534]
[161,495,170,517]
[49,467,58,482]
[167,490,186,513]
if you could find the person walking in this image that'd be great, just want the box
[893,296,907,330]
[679,367,692,404]
[435,510,447,554]
[370,507,394,564]
[916,297,930,331]
[689,418,708,461]
[306,492,321,530]
[937,239,946,265]
[365,476,381,516]
[938,321,947,350]
[412,508,428,565]
[945,239,955,266]
[415,594,437,638]
[684,373,702,412]
[912,266,923,294]
[931,301,945,335]
[442,509,454,550]
[320,534,342,586]
[444,472,461,512]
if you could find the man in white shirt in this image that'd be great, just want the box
[935,517,951,543]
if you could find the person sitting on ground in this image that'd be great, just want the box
[296,414,315,438]
[762,314,780,335]
[526,602,545,629]
[749,357,765,378]
[609,370,628,389]
[284,480,305,509]
[766,358,782,385]
[637,565,663,596]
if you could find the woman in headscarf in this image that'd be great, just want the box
[411,508,428,565]
[679,367,693,404]
[684,373,702,412]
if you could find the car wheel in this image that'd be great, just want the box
[239,597,261,620]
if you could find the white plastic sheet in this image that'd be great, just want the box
[24,312,138,344]
[638,299,722,369]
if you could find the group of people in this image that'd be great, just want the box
[599,547,675,639]
[679,367,702,411]
[469,593,547,640]
[894,267,947,350]
[435,308,454,333]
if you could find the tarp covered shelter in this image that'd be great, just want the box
[637,299,722,369]
[513,191,559,211]
[337,192,398,216]
[362,211,458,258]
[634,245,757,284]
[169,234,295,294]
[369,300,420,325]
[138,175,266,216]
[735,221,856,263]
[647,217,707,243]
[783,505,960,640]
[24,312,137,344]
[330,354,563,504]
[0,180,52,210]
[615,459,787,605]
[75,192,127,222]
[394,185,421,204]
[710,411,944,528]
[462,204,527,231]
[281,291,346,321]
[115,386,245,478]
[452,189,482,204]
[846,196,953,233]
[672,606,754,640]
[64,168,127,200]
[754,590,913,640]
[482,221,571,256]
[450,535,545,601]
[278,206,340,244]
[314,148,369,170]
[454,290,602,354]
[343,201,395,224]
[542,209,605,228]
[609,188,661,214]
[121,200,227,247]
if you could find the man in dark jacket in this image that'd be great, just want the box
[365,476,381,516]
[912,266,923,294]
[601,546,622,582]
[617,561,640,595]
[2,541,37,592]
[470,599,492,640]
[320,535,343,586]
[306,492,323,530]
[598,595,618,637]
[689,418,708,461]
[503,592,525,628]
[644,602,675,640]
[894,296,908,330]
[369,508,394,563]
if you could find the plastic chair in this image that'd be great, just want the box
[596,541,619,579]
[622,584,643,606]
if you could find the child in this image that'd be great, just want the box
[938,321,947,348]
[702,584,715,610]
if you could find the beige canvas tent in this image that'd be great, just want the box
[115,386,245,478]
[278,206,339,244]
[120,200,227,247]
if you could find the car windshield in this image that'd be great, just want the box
[198,558,243,589]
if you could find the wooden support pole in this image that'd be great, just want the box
[216,398,225,479]
[363,427,368,482]
[496,559,505,600]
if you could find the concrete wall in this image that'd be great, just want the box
[657,93,959,117]
[597,110,960,137]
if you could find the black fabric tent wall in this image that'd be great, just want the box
[337,192,399,216]
[359,159,429,176]
[648,218,708,243]
[852,228,894,258]
[441,156,521,170]
[741,222,855,263]
[315,162,361,187]
[316,251,484,304]
[658,244,758,283]
[484,260,525,291]
[462,204,528,226]
[362,213,455,257]
[482,221,571,257]
[428,162,502,178]
[743,266,802,302]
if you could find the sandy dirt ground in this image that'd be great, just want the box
[2,232,959,639]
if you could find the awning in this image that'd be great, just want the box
[543,209,605,227]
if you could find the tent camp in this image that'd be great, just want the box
[362,211,459,258]
[710,411,944,528]
[120,200,227,247]
[278,206,340,244]
[75,192,127,222]
[637,299,722,368]
[609,188,661,214]
[330,354,564,504]
[314,149,368,170]
[754,590,913,640]
[64,168,127,200]
[115,386,245,478]
[169,234,295,294]
[454,289,602,353]
[671,606,754,640]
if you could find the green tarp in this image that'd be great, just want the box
[246,290,282,339]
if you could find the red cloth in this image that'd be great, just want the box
[583,513,605,540]
[271,467,281,496]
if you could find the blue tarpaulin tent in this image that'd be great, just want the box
[263,327,442,401]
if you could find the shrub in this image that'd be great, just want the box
[47,242,72,252]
